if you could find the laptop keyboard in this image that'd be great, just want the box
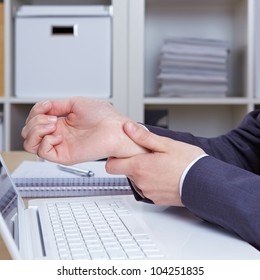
[47,200,164,260]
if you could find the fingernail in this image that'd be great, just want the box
[42,100,50,107]
[48,116,57,122]
[126,121,137,132]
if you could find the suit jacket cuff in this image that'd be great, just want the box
[179,154,208,196]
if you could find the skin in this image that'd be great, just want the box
[106,121,205,206]
[22,97,146,164]
[22,96,205,205]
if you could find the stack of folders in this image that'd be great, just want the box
[157,37,230,98]
[12,160,132,198]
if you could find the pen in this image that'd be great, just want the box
[57,164,95,177]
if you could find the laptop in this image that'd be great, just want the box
[0,155,259,260]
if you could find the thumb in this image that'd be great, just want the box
[123,121,166,152]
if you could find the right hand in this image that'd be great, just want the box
[106,121,206,206]
[22,97,147,164]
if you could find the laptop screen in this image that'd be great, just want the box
[0,160,19,249]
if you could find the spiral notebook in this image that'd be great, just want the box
[11,160,132,198]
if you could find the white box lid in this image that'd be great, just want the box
[16,5,112,17]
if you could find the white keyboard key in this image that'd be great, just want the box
[121,243,140,251]
[126,250,145,259]
[60,253,72,260]
[48,200,162,260]
[107,248,127,260]
[87,243,104,251]
[73,253,91,260]
[90,251,109,260]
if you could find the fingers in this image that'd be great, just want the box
[106,156,153,202]
[37,134,63,162]
[25,100,52,124]
[123,121,167,152]
[22,98,73,153]
[26,98,75,124]
[43,98,76,116]
[106,122,170,175]
[106,157,135,176]
[22,115,58,153]
[22,114,57,138]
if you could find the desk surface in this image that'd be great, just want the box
[0,152,259,260]
[0,151,37,260]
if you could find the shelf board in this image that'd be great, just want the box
[7,96,113,104]
[253,98,260,105]
[146,0,241,5]
[144,96,250,105]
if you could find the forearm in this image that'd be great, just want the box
[146,124,245,167]
[146,109,260,174]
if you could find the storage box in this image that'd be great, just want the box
[15,6,112,98]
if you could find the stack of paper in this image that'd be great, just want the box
[157,37,230,98]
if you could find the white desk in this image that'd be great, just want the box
[0,152,259,259]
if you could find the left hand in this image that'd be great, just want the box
[106,121,206,206]
[21,97,146,164]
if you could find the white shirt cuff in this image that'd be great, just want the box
[139,123,149,131]
[179,154,209,196]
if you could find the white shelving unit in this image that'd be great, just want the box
[2,0,130,150]
[1,0,260,150]
[128,0,258,137]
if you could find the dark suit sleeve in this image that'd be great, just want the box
[145,110,260,250]
[182,156,260,251]
[146,110,260,174]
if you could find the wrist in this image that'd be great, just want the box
[109,119,148,158]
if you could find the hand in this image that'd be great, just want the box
[106,121,206,206]
[22,97,146,164]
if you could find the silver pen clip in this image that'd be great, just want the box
[57,164,95,177]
